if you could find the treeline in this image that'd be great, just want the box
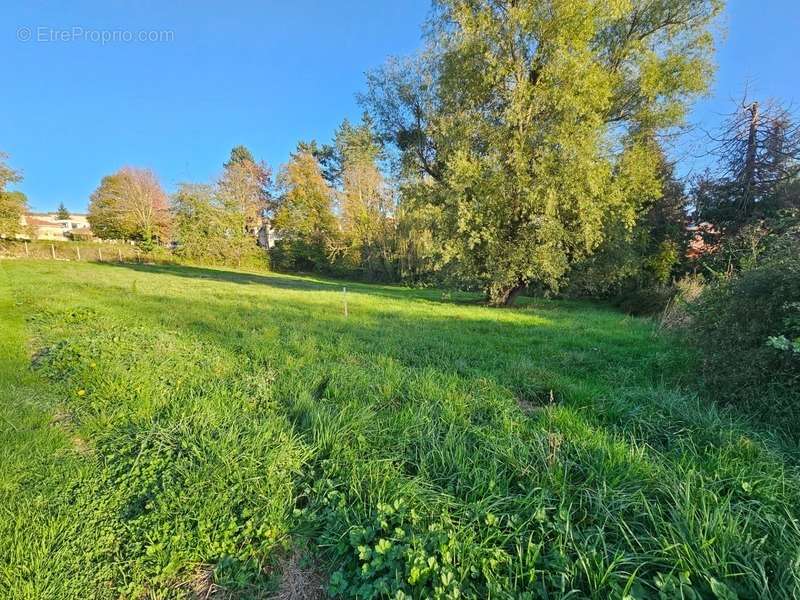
[80,147,270,270]
[4,0,726,301]
[77,118,437,282]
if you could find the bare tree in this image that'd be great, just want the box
[701,96,800,222]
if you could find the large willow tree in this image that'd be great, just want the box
[365,0,721,304]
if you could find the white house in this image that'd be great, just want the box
[20,212,93,241]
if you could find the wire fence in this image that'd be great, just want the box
[0,240,175,264]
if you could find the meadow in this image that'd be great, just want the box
[2,259,799,599]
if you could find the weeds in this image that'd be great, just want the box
[2,260,799,598]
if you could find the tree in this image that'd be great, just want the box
[216,146,272,266]
[172,181,269,269]
[571,150,689,295]
[395,201,446,283]
[0,153,27,238]
[295,140,338,184]
[56,202,70,220]
[0,191,28,238]
[272,148,338,271]
[365,0,721,305]
[88,167,172,244]
[0,153,21,191]
[330,117,396,278]
[218,146,272,235]
[225,145,256,169]
[172,183,225,261]
[696,97,800,229]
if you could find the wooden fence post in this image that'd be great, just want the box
[24,241,29,257]
[50,244,56,259]
[118,248,123,262]
[76,247,81,261]
[98,248,103,262]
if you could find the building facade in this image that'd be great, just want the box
[20,212,93,241]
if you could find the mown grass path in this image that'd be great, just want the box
[2,260,799,599]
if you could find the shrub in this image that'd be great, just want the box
[613,286,675,316]
[66,229,94,241]
[270,238,329,273]
[688,251,800,424]
[660,274,705,329]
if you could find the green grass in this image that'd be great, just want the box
[2,260,799,599]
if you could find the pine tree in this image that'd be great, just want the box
[56,202,70,220]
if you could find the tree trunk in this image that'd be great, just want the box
[739,101,760,216]
[489,281,526,307]
[503,283,526,307]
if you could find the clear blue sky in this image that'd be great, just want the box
[2,0,798,212]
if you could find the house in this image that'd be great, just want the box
[257,221,279,248]
[20,212,93,241]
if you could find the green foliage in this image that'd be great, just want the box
[169,147,271,270]
[172,183,269,270]
[272,149,338,272]
[0,191,28,238]
[366,0,721,304]
[395,202,447,285]
[0,152,21,192]
[225,145,257,168]
[688,234,800,425]
[330,117,397,281]
[0,153,26,238]
[4,260,800,598]
[218,145,272,237]
[570,155,689,298]
[56,202,70,220]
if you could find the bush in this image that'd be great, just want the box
[688,252,800,424]
[270,238,329,273]
[66,229,94,241]
[613,286,675,316]
[660,275,705,329]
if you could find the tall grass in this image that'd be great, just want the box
[1,260,799,598]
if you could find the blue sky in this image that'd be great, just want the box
[2,0,798,212]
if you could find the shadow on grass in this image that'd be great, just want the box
[8,259,800,600]
[76,263,683,409]
[95,261,485,306]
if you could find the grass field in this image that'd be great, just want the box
[2,260,799,599]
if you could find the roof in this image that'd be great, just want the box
[26,217,62,227]
[28,212,89,217]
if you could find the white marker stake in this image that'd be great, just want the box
[343,287,348,318]
[98,248,103,262]
[76,247,81,261]
[24,241,29,257]
[50,244,55,259]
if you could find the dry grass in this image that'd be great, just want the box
[270,549,327,600]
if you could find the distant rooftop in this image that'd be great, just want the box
[28,211,88,217]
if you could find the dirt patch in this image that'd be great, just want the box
[270,549,327,600]
[184,566,225,599]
